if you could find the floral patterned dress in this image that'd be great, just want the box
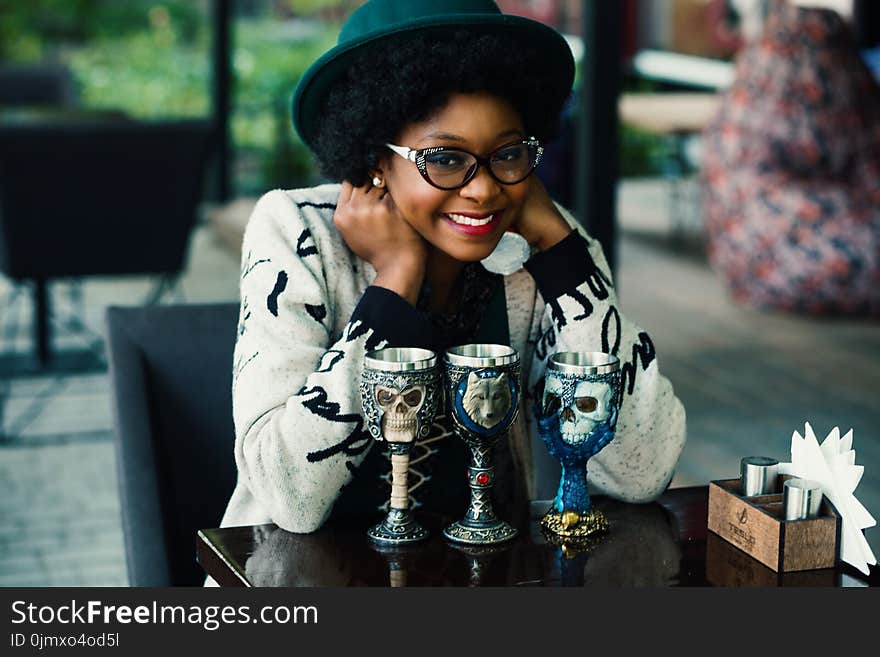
[701,2,880,315]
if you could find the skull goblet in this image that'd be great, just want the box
[537,351,621,542]
[443,344,520,545]
[361,347,441,545]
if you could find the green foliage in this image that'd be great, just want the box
[280,0,360,18]
[619,124,667,177]
[66,30,211,118]
[0,0,204,61]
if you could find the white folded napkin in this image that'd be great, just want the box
[777,423,876,575]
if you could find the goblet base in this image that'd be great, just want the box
[540,507,609,541]
[368,508,429,545]
[442,519,518,545]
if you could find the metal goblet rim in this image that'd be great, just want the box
[364,347,437,372]
[444,343,519,367]
[548,351,620,375]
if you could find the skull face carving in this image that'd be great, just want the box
[544,378,613,445]
[375,385,425,443]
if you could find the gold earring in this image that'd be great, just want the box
[372,176,384,188]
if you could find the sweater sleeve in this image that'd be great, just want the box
[231,190,432,532]
[524,208,687,503]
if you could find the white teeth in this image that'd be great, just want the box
[447,213,495,226]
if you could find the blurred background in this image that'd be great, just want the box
[1,0,878,585]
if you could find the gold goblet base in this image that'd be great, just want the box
[540,508,609,542]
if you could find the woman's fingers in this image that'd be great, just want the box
[337,180,354,206]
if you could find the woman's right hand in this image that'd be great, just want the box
[334,180,428,305]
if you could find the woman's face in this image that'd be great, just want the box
[380,92,531,263]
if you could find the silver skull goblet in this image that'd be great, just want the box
[443,344,521,545]
[537,351,621,542]
[361,347,441,545]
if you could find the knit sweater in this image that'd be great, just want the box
[219,183,687,533]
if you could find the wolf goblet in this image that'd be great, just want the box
[443,344,520,545]
[537,351,621,542]
[361,347,441,544]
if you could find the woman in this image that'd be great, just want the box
[220,0,686,536]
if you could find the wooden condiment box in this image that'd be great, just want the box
[707,477,841,572]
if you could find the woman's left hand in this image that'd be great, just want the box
[511,176,573,252]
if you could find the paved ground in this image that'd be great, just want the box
[1,178,877,586]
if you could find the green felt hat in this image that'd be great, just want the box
[291,0,575,151]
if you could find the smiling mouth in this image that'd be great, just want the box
[441,210,504,234]
[445,212,497,227]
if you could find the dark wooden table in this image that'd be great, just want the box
[198,486,877,587]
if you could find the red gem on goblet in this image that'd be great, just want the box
[476,473,490,485]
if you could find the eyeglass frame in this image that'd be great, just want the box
[385,137,544,191]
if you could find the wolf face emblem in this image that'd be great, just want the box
[462,372,511,429]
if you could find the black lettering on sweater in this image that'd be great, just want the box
[547,298,567,332]
[299,385,372,462]
[296,201,337,211]
[342,320,385,352]
[296,229,318,258]
[601,305,622,356]
[306,303,327,324]
[584,251,613,299]
[343,319,368,342]
[567,287,595,322]
[620,331,656,397]
[599,305,655,401]
[316,349,345,373]
[267,271,288,317]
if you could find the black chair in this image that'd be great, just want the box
[105,303,238,586]
[0,63,78,107]
[0,119,215,367]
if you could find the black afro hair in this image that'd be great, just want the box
[311,28,570,186]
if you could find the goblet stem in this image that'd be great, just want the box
[465,443,498,524]
[555,459,592,515]
[442,437,518,545]
[367,442,428,544]
[542,457,608,539]
[389,451,410,511]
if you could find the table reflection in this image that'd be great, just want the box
[237,497,682,587]
[199,487,876,587]
[244,525,354,587]
[516,500,681,586]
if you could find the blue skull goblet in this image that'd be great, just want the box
[536,352,621,541]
